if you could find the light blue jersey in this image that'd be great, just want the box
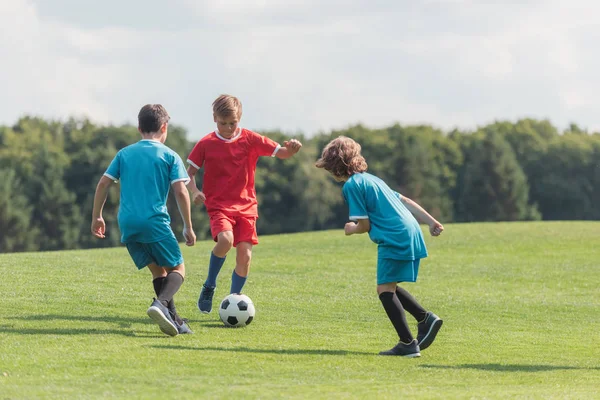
[342,172,428,261]
[104,139,189,244]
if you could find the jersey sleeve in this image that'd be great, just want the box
[393,191,402,200]
[187,140,205,170]
[104,152,121,182]
[170,153,190,185]
[343,180,369,221]
[247,130,280,157]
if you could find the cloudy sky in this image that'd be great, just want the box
[1,0,598,139]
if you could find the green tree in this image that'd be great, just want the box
[0,168,37,252]
[455,131,540,222]
[534,134,597,220]
[27,143,81,251]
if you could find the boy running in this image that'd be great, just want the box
[91,104,196,336]
[315,136,444,357]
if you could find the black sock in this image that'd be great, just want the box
[379,292,414,343]
[153,276,183,324]
[158,272,184,307]
[152,277,166,297]
[395,286,427,322]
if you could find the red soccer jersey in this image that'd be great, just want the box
[187,128,280,217]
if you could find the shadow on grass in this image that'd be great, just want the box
[420,364,600,372]
[150,344,373,356]
[10,314,152,326]
[3,314,166,338]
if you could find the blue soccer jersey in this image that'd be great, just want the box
[104,139,189,243]
[342,172,428,261]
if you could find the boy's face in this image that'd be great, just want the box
[214,114,239,138]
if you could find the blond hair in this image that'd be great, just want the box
[212,94,242,119]
[315,136,368,179]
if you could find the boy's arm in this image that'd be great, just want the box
[186,165,206,205]
[400,196,444,236]
[172,181,196,246]
[344,219,371,236]
[91,175,114,238]
[275,139,303,159]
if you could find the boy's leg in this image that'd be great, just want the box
[153,275,183,325]
[377,282,420,357]
[198,218,234,313]
[378,284,414,344]
[395,286,427,322]
[231,242,252,294]
[230,217,258,294]
[146,263,182,336]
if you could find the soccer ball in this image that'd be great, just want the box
[219,294,255,327]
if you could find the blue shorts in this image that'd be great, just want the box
[125,235,183,270]
[377,258,421,285]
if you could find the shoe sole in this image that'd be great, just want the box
[379,352,421,357]
[197,302,212,314]
[147,306,179,337]
[418,318,443,350]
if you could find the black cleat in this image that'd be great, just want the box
[417,311,443,350]
[379,339,421,357]
[176,318,193,334]
[147,298,178,337]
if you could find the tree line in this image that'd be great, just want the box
[0,117,598,253]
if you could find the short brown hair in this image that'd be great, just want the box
[212,94,242,119]
[315,136,368,179]
[138,104,170,133]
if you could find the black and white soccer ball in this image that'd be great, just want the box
[219,294,255,327]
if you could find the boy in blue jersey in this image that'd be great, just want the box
[91,104,196,337]
[316,136,444,357]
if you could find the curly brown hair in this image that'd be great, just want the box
[315,136,368,180]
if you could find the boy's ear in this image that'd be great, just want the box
[161,122,168,133]
[213,113,217,123]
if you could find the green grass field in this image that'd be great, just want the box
[1,222,599,399]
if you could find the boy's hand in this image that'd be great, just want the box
[91,217,106,239]
[429,221,444,236]
[183,226,196,246]
[344,222,356,236]
[192,191,206,205]
[283,139,302,155]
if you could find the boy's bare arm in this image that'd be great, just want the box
[276,139,303,159]
[186,165,206,205]
[91,175,113,238]
[400,196,444,236]
[172,181,196,246]
[344,219,371,236]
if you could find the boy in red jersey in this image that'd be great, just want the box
[186,94,302,313]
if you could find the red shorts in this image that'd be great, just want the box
[209,212,258,246]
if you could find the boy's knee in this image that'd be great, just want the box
[376,283,396,295]
[171,264,185,279]
[217,231,234,248]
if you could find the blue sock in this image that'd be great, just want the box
[205,253,226,288]
[230,270,247,294]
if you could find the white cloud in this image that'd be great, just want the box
[1,0,600,137]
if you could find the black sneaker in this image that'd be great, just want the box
[146,298,178,337]
[417,311,443,350]
[197,284,215,314]
[379,339,421,357]
[176,318,193,334]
